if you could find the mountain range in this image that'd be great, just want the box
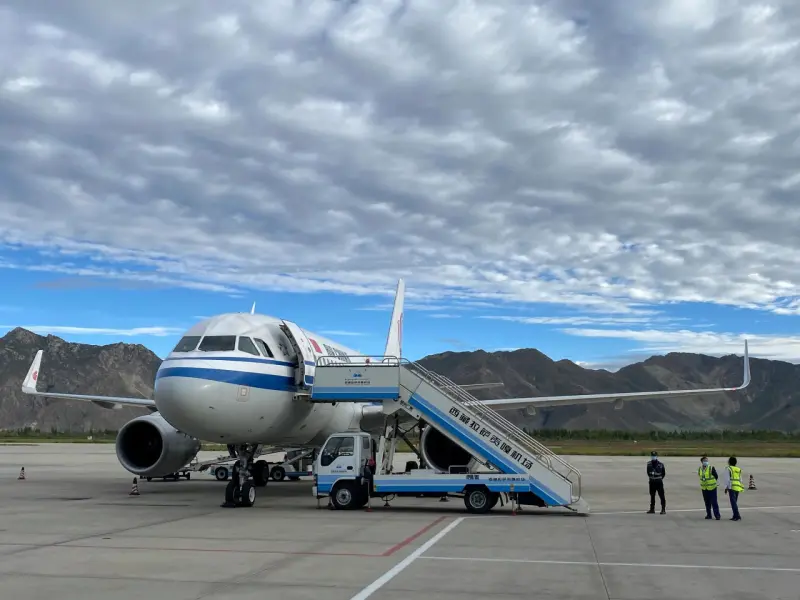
[1,327,797,432]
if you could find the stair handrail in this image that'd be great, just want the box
[403,360,582,500]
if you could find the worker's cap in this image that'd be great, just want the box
[650,451,658,457]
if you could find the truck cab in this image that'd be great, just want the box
[313,431,373,509]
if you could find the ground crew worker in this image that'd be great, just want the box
[698,455,720,520]
[646,451,666,514]
[722,456,743,521]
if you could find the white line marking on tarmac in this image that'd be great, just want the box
[591,504,800,515]
[456,504,800,519]
[422,556,800,573]
[349,516,464,600]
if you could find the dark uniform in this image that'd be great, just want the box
[647,451,666,514]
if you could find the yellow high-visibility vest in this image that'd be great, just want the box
[698,465,717,490]
[728,465,743,492]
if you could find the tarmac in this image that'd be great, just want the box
[1,443,799,599]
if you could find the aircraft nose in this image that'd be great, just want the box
[154,373,220,435]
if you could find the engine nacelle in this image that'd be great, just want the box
[420,426,480,473]
[115,413,201,478]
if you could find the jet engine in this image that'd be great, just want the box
[419,426,480,473]
[115,413,201,478]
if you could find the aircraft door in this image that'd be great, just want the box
[279,320,317,388]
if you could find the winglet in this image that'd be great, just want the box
[383,278,404,359]
[740,339,750,389]
[22,350,43,394]
[250,301,256,315]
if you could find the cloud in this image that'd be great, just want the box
[1,0,800,324]
[0,325,183,337]
[480,314,679,327]
[561,327,800,362]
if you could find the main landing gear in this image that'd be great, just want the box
[221,444,268,508]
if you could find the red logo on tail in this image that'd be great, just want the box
[32,370,38,381]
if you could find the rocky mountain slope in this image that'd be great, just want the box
[1,327,797,432]
[0,328,156,431]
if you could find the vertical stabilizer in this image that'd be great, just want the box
[383,279,404,358]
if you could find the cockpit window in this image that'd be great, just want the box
[253,338,275,358]
[237,336,260,356]
[198,335,236,352]
[172,336,200,352]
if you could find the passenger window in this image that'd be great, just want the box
[237,337,260,356]
[198,335,236,351]
[172,336,200,352]
[253,338,274,358]
[362,436,371,452]
[320,436,355,466]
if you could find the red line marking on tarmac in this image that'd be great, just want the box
[381,515,447,557]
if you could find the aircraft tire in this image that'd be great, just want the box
[222,480,239,507]
[240,481,256,507]
[253,460,268,487]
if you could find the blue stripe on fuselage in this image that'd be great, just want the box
[163,356,320,370]
[163,355,295,367]
[156,367,297,391]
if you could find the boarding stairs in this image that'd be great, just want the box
[310,356,587,512]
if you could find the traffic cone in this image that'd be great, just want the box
[129,477,140,496]
[748,475,756,490]
[17,467,25,480]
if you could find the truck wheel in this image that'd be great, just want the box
[253,460,268,487]
[271,465,286,481]
[331,482,358,510]
[185,472,191,480]
[215,466,229,481]
[146,477,152,482]
[464,487,491,514]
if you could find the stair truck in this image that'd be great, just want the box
[309,355,589,515]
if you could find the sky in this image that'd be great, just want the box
[1,0,799,370]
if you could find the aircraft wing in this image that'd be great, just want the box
[20,350,156,410]
[471,340,751,412]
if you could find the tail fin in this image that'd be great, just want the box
[383,278,404,358]
[22,350,43,394]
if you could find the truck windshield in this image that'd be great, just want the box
[320,436,354,466]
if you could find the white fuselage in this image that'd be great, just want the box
[153,313,371,445]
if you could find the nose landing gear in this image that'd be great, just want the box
[221,444,264,508]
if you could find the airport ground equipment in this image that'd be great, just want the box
[310,355,588,514]
[150,450,276,484]
[271,448,315,481]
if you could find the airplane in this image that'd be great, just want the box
[21,278,751,508]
